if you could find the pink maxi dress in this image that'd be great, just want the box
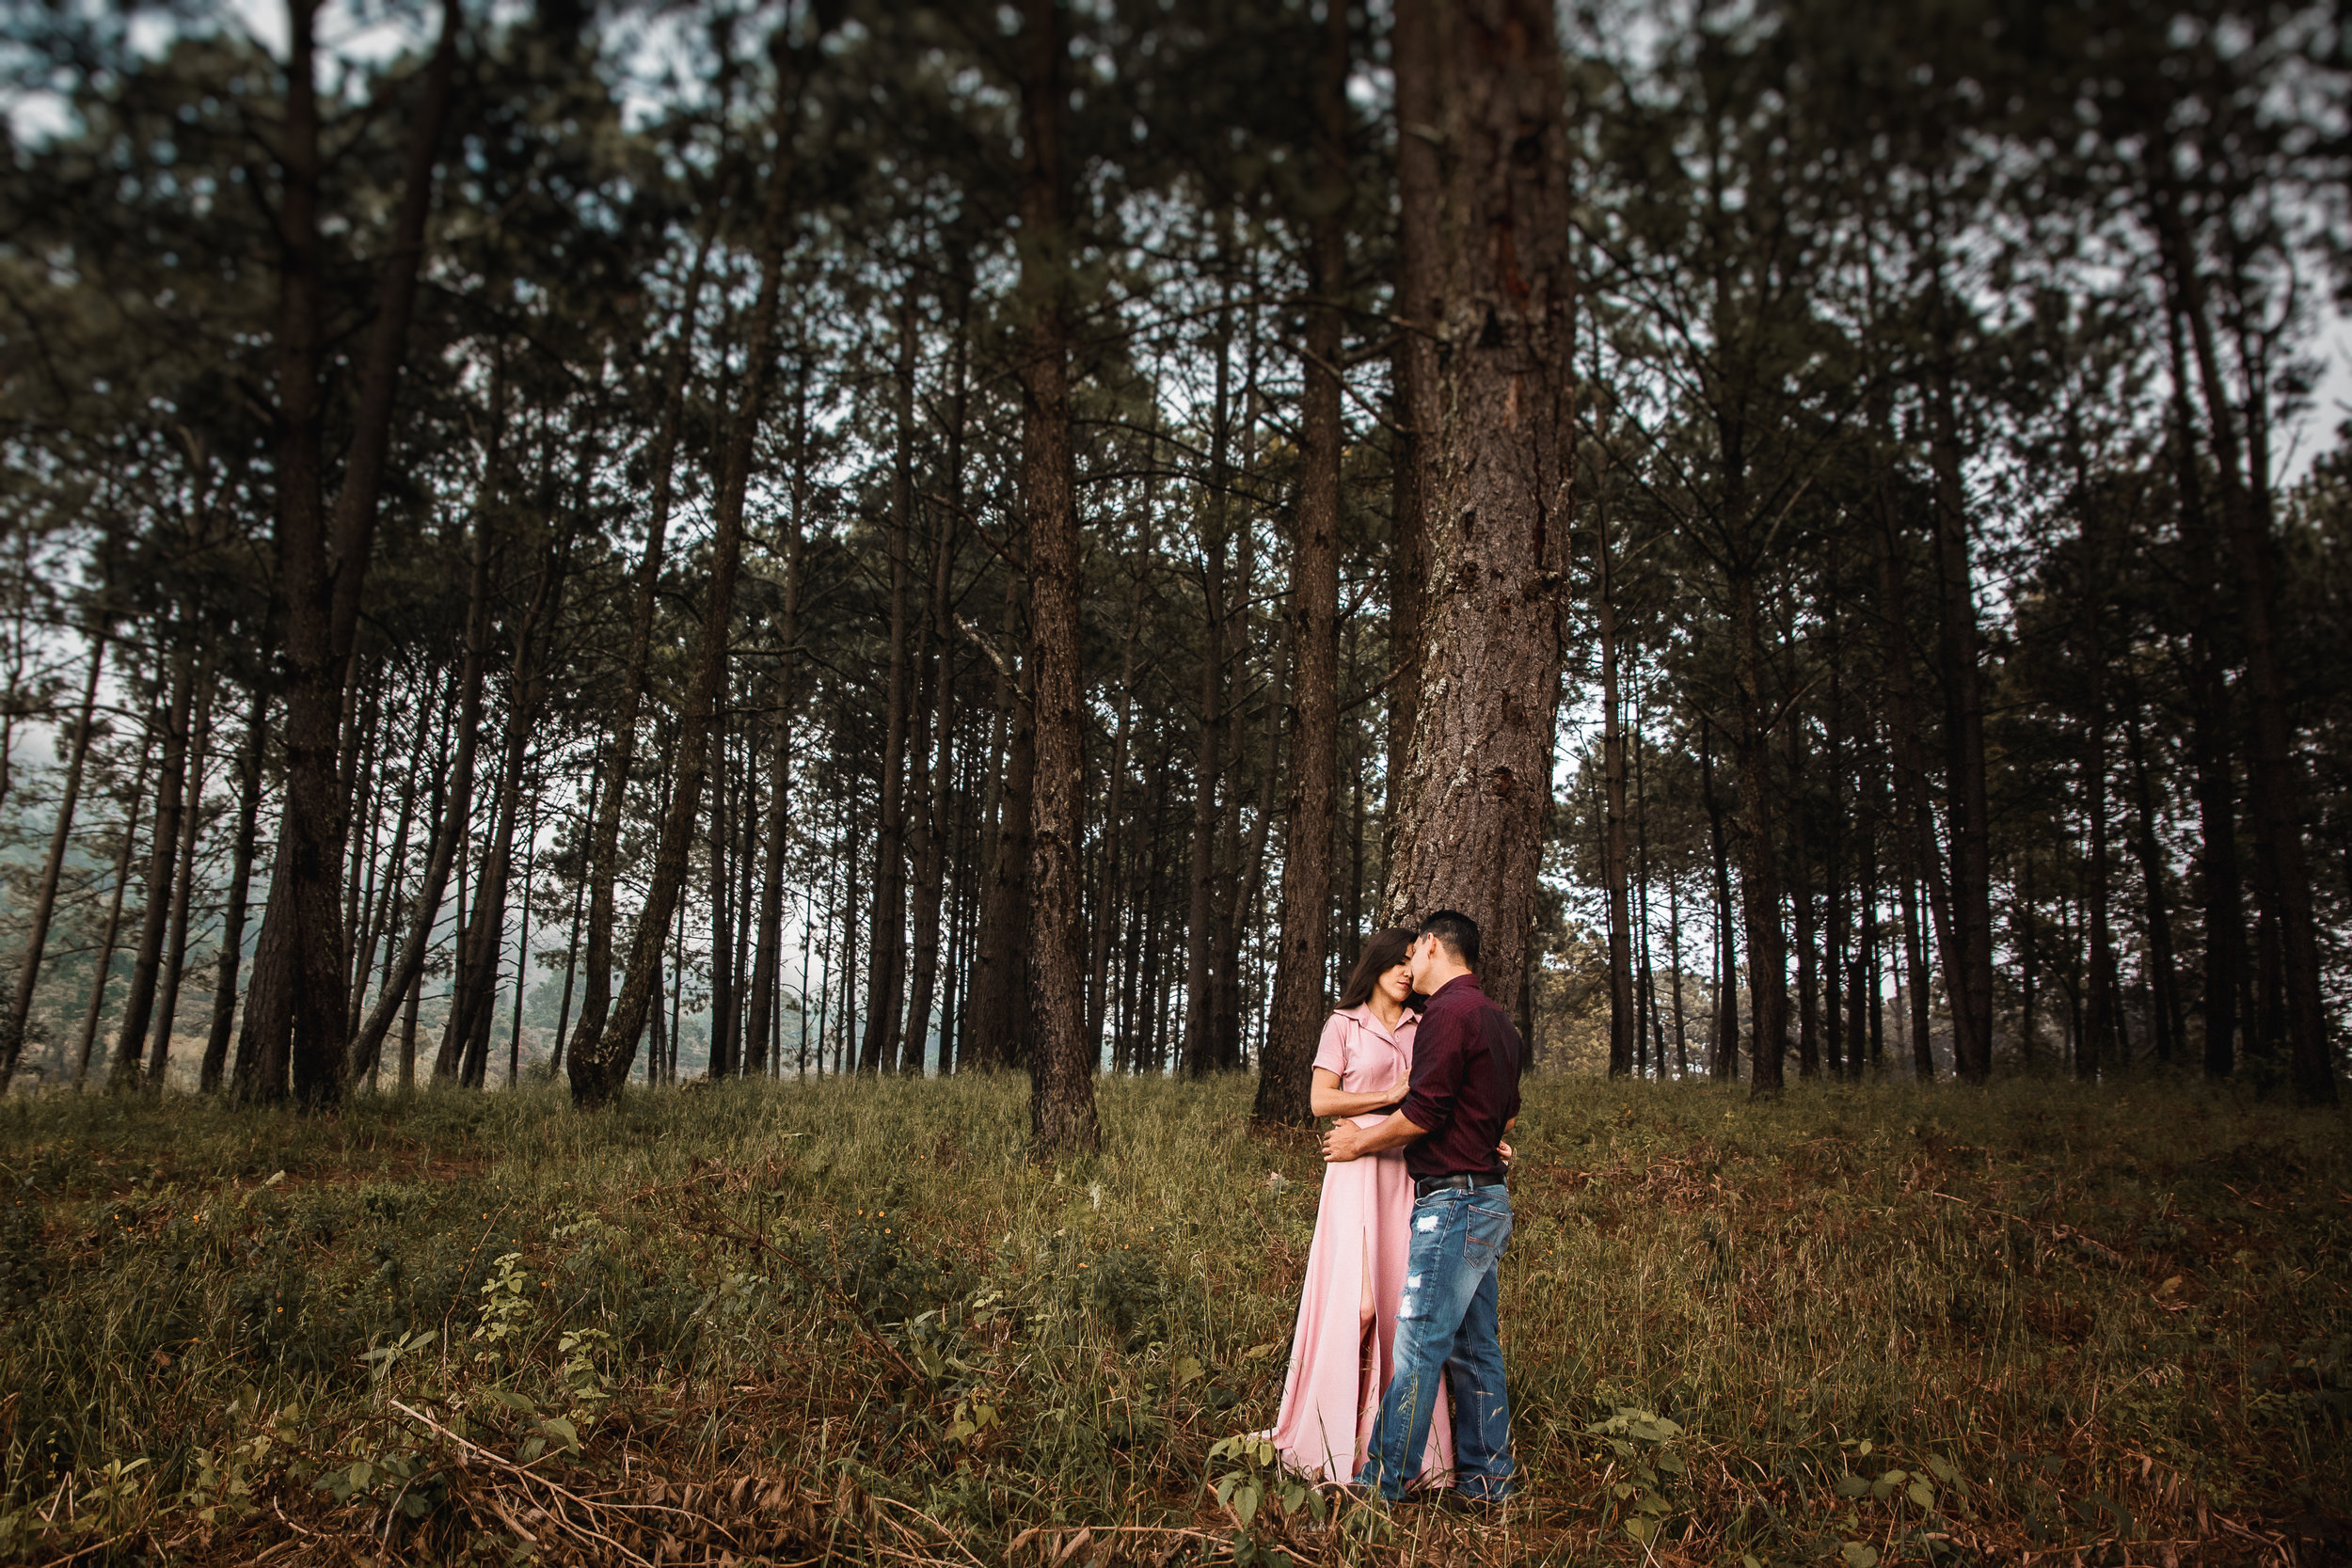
[1264,1006,1454,1485]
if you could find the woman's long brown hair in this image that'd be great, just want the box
[1335,927,1419,1011]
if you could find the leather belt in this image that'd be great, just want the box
[1414,1171,1508,1200]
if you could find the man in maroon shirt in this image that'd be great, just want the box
[1322,910,1519,1506]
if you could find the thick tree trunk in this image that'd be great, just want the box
[1256,0,1350,1127]
[0,632,105,1091]
[111,641,198,1090]
[1016,0,1099,1153]
[201,683,267,1094]
[567,36,807,1105]
[243,0,458,1110]
[1375,0,1574,1027]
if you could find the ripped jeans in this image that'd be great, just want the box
[1355,1184,1514,1501]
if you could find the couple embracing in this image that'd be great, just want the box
[1264,910,1521,1508]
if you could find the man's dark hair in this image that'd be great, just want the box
[1417,909,1480,970]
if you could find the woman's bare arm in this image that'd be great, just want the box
[1310,1066,1411,1119]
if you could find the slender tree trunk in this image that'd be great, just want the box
[202,684,267,1094]
[1089,578,1140,1057]
[1869,488,1949,1082]
[1701,721,1738,1081]
[507,795,538,1087]
[1182,377,1231,1079]
[1727,561,1789,1096]
[573,236,718,1062]
[568,39,810,1104]
[1256,0,1351,1127]
[1375,0,1574,1029]
[111,641,198,1090]
[1899,848,1931,1078]
[1597,476,1634,1078]
[2081,495,2113,1081]
[77,735,154,1089]
[0,632,105,1091]
[345,531,489,1084]
[744,364,810,1079]
[144,660,216,1086]
[1926,338,1994,1081]
[549,806,588,1075]
[864,298,920,1074]
[708,710,737,1078]
[965,585,1033,1070]
[350,702,423,1027]
[2125,712,2185,1066]
[2153,189,2333,1103]
[1384,0,1438,879]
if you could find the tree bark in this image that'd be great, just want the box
[1384,0,1438,879]
[243,0,459,1110]
[1256,0,1351,1127]
[0,631,105,1091]
[1375,0,1574,1030]
[1015,0,1100,1153]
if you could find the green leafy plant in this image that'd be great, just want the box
[1584,1406,1687,1546]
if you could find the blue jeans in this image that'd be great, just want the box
[1355,1184,1514,1500]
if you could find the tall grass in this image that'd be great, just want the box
[0,1072,2343,1564]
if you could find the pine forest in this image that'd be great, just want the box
[0,1,2347,1564]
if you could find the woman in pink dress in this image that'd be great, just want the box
[1264,929,1454,1486]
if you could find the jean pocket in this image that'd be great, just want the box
[1465,1198,1513,1265]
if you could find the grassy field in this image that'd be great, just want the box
[0,1071,2344,1566]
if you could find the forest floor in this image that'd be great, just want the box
[0,1071,2344,1567]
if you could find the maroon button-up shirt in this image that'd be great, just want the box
[1398,974,1523,1182]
